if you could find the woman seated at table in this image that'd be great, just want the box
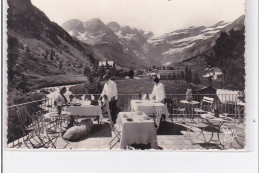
[54,87,74,128]
[54,87,69,110]
[150,77,166,103]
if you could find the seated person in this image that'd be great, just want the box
[54,87,74,128]
[54,87,69,113]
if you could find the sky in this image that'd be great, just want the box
[31,0,245,36]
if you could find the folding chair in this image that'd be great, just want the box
[107,111,121,149]
[16,106,64,149]
[172,99,186,123]
[164,98,174,123]
[183,121,207,144]
[155,107,162,132]
[222,127,237,149]
[194,96,214,121]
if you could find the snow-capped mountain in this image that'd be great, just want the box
[62,19,160,68]
[148,21,231,64]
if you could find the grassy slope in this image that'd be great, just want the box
[115,77,202,94]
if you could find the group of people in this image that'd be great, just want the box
[54,73,166,127]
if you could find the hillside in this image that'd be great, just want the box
[7,0,97,93]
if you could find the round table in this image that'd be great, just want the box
[180,100,200,121]
[44,111,70,132]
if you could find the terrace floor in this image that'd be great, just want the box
[9,117,245,150]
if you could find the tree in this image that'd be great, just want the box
[206,28,245,90]
[128,69,135,79]
[193,72,201,84]
[184,67,192,83]
[188,69,192,83]
[181,71,184,79]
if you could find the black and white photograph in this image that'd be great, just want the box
[4,0,248,150]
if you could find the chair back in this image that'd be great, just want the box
[16,106,31,135]
[165,98,173,114]
[155,107,162,130]
[201,96,214,111]
[105,106,115,131]
[30,111,45,136]
[16,106,45,136]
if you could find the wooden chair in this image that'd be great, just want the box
[194,96,214,121]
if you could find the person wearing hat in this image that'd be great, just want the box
[99,74,118,124]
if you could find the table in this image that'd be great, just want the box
[116,112,158,149]
[201,114,232,147]
[43,111,71,137]
[130,100,169,119]
[67,104,103,122]
[180,100,200,120]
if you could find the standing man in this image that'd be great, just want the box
[150,77,166,103]
[100,74,118,124]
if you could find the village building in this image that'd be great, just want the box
[203,67,223,80]
[98,61,115,69]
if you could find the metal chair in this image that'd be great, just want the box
[16,106,63,149]
[172,99,186,123]
[183,121,207,144]
[155,107,162,131]
[194,96,214,121]
[107,110,121,149]
[222,126,238,149]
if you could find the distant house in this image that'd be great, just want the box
[157,69,183,80]
[203,67,223,80]
[98,61,115,69]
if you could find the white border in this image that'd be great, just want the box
[1,0,259,172]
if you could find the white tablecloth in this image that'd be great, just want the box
[67,105,103,122]
[130,100,169,119]
[116,112,158,149]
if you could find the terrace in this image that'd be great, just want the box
[7,94,245,150]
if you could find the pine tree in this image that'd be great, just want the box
[193,72,200,84]
[128,69,135,79]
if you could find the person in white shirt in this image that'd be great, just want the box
[99,74,118,124]
[150,77,166,103]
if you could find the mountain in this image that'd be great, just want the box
[148,22,231,64]
[172,15,245,88]
[62,19,160,68]
[7,0,97,91]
